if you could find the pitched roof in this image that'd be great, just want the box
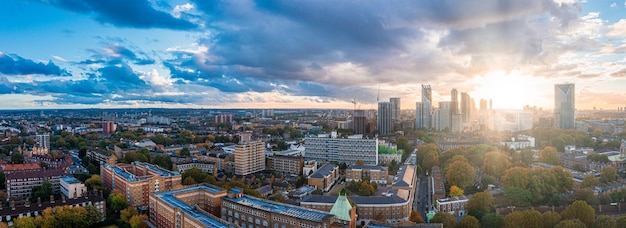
[329,190,353,222]
[309,164,337,179]
[1,163,40,172]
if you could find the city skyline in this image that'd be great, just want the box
[1,1,626,110]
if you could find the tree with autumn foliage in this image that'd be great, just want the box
[409,211,424,223]
[449,185,464,198]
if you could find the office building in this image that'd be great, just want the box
[555,83,576,129]
[308,164,340,192]
[60,175,87,199]
[101,162,181,208]
[377,102,392,135]
[418,85,432,129]
[353,110,367,135]
[305,134,378,166]
[6,168,64,200]
[345,165,388,185]
[389,98,401,121]
[461,92,471,124]
[437,102,452,131]
[415,102,423,129]
[234,140,265,176]
[35,133,50,149]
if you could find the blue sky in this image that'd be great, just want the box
[0,0,625,110]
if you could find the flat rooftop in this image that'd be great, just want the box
[225,195,332,223]
[154,185,231,228]
[60,175,81,184]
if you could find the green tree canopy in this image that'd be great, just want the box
[108,190,128,213]
[481,213,504,228]
[431,212,456,228]
[458,215,480,228]
[466,191,495,220]
[482,151,510,178]
[555,219,586,228]
[539,146,559,165]
[581,174,600,188]
[11,152,24,164]
[600,166,618,183]
[592,215,616,228]
[561,200,595,227]
[542,211,561,228]
[445,159,475,189]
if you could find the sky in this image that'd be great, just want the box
[0,0,625,111]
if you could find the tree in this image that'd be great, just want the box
[431,212,456,228]
[466,191,494,220]
[561,200,595,227]
[482,151,510,178]
[539,146,559,165]
[445,160,475,189]
[574,188,599,206]
[503,187,532,207]
[183,176,197,185]
[554,219,586,228]
[153,155,173,170]
[458,215,480,228]
[503,210,542,228]
[121,207,139,223]
[85,175,104,191]
[11,152,24,164]
[600,166,618,183]
[85,204,103,224]
[108,190,128,213]
[520,149,534,165]
[0,172,4,189]
[13,216,36,228]
[615,215,626,228]
[550,166,573,193]
[409,211,423,223]
[87,163,99,175]
[0,222,8,228]
[129,214,148,228]
[581,174,600,188]
[542,211,561,228]
[481,213,504,228]
[592,215,616,228]
[180,147,191,156]
[502,167,531,189]
[449,185,464,198]
[31,180,53,203]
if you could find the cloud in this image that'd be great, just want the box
[611,3,618,8]
[39,0,198,30]
[0,52,70,76]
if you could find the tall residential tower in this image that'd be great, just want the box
[555,83,575,129]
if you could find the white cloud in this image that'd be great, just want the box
[611,3,618,8]
[142,69,173,86]
[172,3,194,18]
[51,55,68,62]
[608,19,626,37]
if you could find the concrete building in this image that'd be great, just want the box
[378,102,392,135]
[460,92,471,125]
[555,83,576,129]
[5,168,65,200]
[345,165,388,185]
[305,134,378,166]
[353,110,367,135]
[419,85,432,129]
[214,114,234,123]
[267,155,305,175]
[308,164,340,192]
[87,149,116,165]
[35,133,50,151]
[101,162,181,209]
[234,140,266,176]
[60,175,87,199]
[102,121,116,135]
[303,160,318,177]
[437,102,452,131]
[499,135,536,150]
[390,98,401,122]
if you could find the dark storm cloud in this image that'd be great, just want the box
[0,53,70,76]
[40,0,198,30]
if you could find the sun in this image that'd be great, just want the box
[469,71,549,110]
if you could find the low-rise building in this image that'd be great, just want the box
[0,163,41,174]
[345,165,388,185]
[0,190,106,226]
[267,155,304,175]
[303,160,317,177]
[436,195,471,217]
[5,168,65,200]
[308,164,339,192]
[392,165,416,191]
[87,149,116,165]
[175,161,216,174]
[499,135,535,150]
[60,175,87,199]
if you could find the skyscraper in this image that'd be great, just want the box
[234,140,265,175]
[378,102,392,135]
[35,133,50,150]
[353,110,366,135]
[461,92,471,124]
[555,83,575,129]
[421,85,432,129]
[451,88,459,115]
[415,102,423,130]
[390,97,401,121]
[437,102,452,131]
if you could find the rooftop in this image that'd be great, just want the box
[392,165,415,188]
[309,164,338,179]
[60,175,82,185]
[225,195,333,223]
[1,163,41,172]
[347,165,387,171]
[154,185,231,228]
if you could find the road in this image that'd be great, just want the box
[413,173,433,220]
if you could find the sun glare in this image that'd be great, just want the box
[469,71,548,110]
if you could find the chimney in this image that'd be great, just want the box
[61,195,66,203]
[10,200,15,210]
[24,199,30,208]
[50,195,55,203]
[38,197,41,206]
